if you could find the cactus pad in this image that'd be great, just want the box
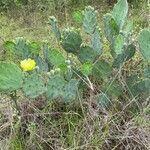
[138,28,150,61]
[61,29,82,54]
[0,62,23,92]
[23,73,46,98]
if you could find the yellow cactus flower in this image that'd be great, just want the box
[20,58,36,72]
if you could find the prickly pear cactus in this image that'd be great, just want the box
[0,62,23,92]
[144,64,150,78]
[3,41,16,53]
[114,34,124,56]
[61,28,82,54]
[47,74,78,101]
[91,27,103,55]
[23,73,46,98]
[83,6,97,34]
[49,16,61,41]
[78,46,97,63]
[80,62,93,76]
[103,13,119,45]
[83,6,102,56]
[47,48,65,66]
[36,56,49,72]
[127,75,150,97]
[92,60,112,79]
[47,74,67,100]
[42,42,49,61]
[15,37,31,58]
[63,79,79,102]
[4,38,41,59]
[113,44,136,68]
[112,0,128,30]
[138,28,150,62]
[29,41,41,55]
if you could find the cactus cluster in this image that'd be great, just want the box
[0,0,149,107]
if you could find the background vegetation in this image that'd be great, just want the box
[0,0,149,150]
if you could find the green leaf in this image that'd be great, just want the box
[48,49,65,66]
[112,0,128,30]
[0,62,23,92]
[138,28,150,61]
[23,73,46,98]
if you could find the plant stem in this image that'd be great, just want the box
[10,91,21,115]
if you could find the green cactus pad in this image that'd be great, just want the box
[144,65,150,78]
[49,16,61,41]
[112,0,128,30]
[103,13,119,45]
[91,28,103,55]
[47,74,78,101]
[23,73,46,98]
[138,28,150,61]
[47,74,67,100]
[3,41,16,53]
[63,79,79,102]
[80,62,93,76]
[36,56,49,72]
[48,48,65,66]
[0,62,23,92]
[61,29,82,54]
[78,46,97,63]
[113,44,136,68]
[127,75,150,97]
[29,41,41,55]
[114,34,124,56]
[15,37,31,58]
[83,6,97,34]
[92,59,112,79]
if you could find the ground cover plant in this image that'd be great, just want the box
[0,0,149,149]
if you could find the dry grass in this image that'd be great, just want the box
[0,78,149,150]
